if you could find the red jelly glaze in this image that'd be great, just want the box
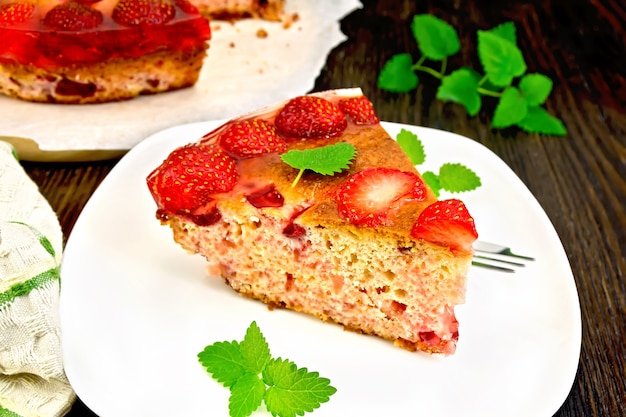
[282,222,306,238]
[245,184,284,208]
[0,0,211,69]
[188,204,221,226]
[281,205,311,238]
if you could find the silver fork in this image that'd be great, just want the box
[472,241,535,273]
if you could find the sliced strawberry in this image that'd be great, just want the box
[147,144,238,214]
[338,96,380,125]
[43,2,103,31]
[219,119,286,158]
[112,0,175,26]
[0,1,35,26]
[274,96,347,139]
[336,167,427,227]
[410,199,478,252]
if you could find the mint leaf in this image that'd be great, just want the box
[281,142,355,176]
[421,171,441,197]
[411,14,460,60]
[396,128,425,165]
[198,341,247,388]
[240,321,271,375]
[438,163,482,193]
[517,106,567,136]
[489,21,517,44]
[477,30,526,87]
[199,322,337,417]
[437,67,482,116]
[229,374,266,417]
[519,73,553,106]
[281,142,355,187]
[264,358,337,417]
[377,53,419,92]
[394,129,482,197]
[492,86,528,128]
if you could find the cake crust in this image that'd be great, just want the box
[192,0,285,21]
[0,49,207,104]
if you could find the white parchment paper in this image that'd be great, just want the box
[0,0,361,151]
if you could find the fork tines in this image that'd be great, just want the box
[472,242,535,273]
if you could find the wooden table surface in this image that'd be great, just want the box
[17,0,625,416]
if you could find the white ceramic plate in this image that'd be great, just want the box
[60,122,581,417]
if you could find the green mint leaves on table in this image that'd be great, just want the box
[378,14,567,136]
[396,128,481,196]
[281,142,356,187]
[198,321,337,417]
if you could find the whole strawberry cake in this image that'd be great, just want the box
[0,0,211,103]
[147,88,478,355]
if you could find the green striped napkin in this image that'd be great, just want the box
[0,142,75,417]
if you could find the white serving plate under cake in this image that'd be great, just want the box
[60,121,581,417]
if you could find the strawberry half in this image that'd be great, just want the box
[336,167,427,227]
[0,1,34,26]
[219,119,286,158]
[274,96,347,138]
[112,0,175,26]
[410,199,478,252]
[147,144,238,214]
[338,96,380,125]
[43,2,104,31]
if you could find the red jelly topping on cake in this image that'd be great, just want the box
[281,205,311,238]
[245,184,284,208]
[148,91,476,255]
[0,0,211,69]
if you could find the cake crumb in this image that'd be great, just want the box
[256,28,269,38]
[282,12,299,29]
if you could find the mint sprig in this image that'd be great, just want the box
[281,142,356,187]
[378,15,567,136]
[396,129,481,196]
[198,321,337,417]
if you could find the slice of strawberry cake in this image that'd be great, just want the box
[0,0,211,103]
[146,88,478,355]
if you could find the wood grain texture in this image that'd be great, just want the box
[16,0,624,416]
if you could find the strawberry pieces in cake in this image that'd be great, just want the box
[112,0,176,26]
[336,167,427,227]
[338,96,380,125]
[275,96,348,138]
[411,199,478,252]
[218,120,287,158]
[147,144,238,214]
[43,2,103,31]
[0,1,34,25]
